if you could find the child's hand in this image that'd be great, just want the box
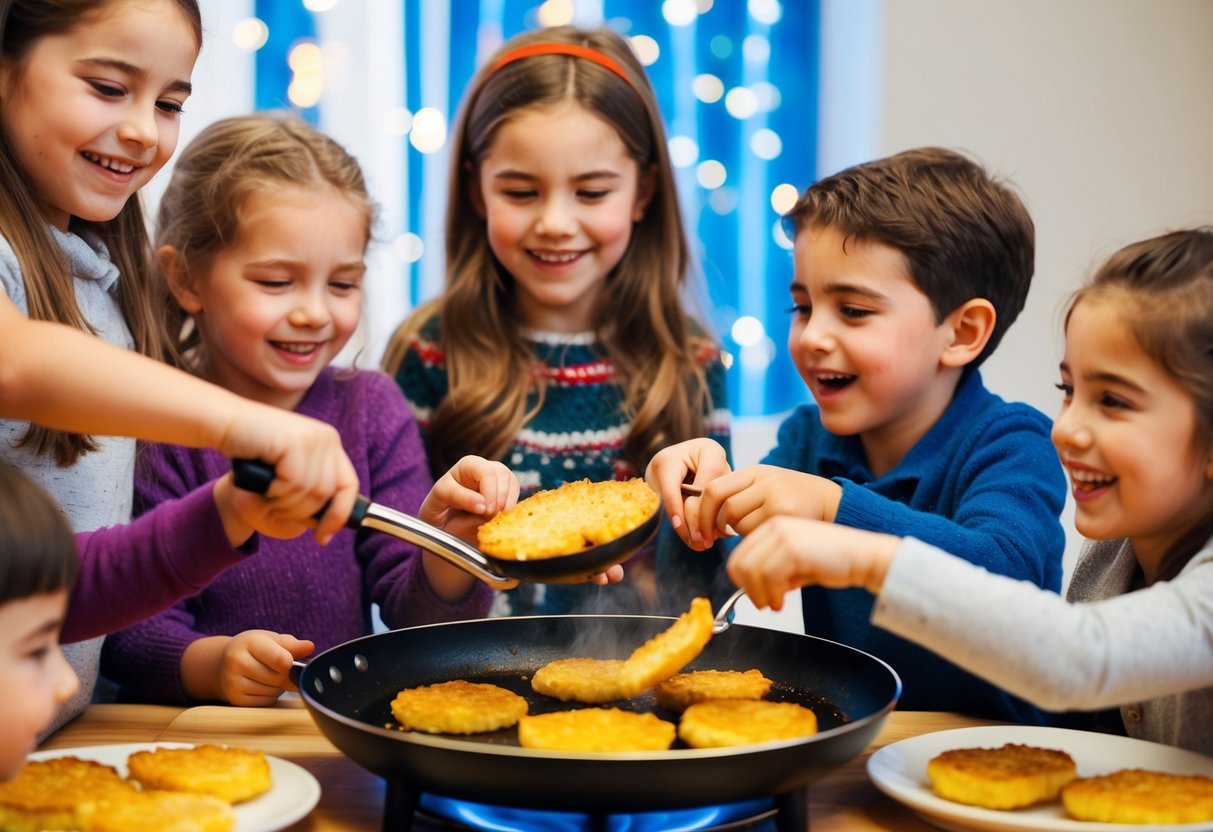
[211,473,312,547]
[419,455,520,541]
[183,630,315,707]
[644,438,732,550]
[726,517,900,610]
[692,465,844,544]
[215,404,359,546]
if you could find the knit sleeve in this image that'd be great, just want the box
[391,314,448,443]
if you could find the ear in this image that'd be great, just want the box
[157,245,202,314]
[939,298,996,369]
[465,160,486,219]
[632,163,658,222]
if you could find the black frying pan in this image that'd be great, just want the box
[289,614,901,812]
[231,459,659,589]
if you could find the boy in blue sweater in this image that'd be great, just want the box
[648,147,1067,722]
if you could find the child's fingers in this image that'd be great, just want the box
[588,564,625,585]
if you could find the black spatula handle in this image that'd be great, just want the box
[231,458,369,527]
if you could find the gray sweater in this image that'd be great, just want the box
[873,534,1213,753]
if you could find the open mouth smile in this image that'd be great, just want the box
[80,151,139,175]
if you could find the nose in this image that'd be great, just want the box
[117,103,159,150]
[288,286,332,329]
[1051,400,1092,451]
[796,309,834,355]
[51,646,80,705]
[534,195,576,238]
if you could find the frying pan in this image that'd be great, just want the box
[289,613,901,813]
[231,459,659,589]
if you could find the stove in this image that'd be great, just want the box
[387,784,809,832]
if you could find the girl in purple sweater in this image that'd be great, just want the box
[103,114,518,707]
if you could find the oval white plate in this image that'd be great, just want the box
[28,742,320,832]
[867,725,1213,832]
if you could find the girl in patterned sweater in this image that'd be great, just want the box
[385,26,732,616]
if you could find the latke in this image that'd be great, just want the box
[616,597,714,697]
[1061,768,1213,824]
[79,789,235,832]
[531,658,626,703]
[518,708,676,752]
[0,756,133,832]
[390,679,528,734]
[678,700,818,748]
[478,478,658,560]
[125,744,271,804]
[654,669,772,712]
[926,743,1077,810]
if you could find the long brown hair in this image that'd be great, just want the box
[0,0,202,465]
[1067,227,1213,582]
[384,26,715,475]
[153,112,374,370]
[0,461,77,603]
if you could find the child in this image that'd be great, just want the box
[0,464,80,779]
[723,228,1213,753]
[648,148,1067,722]
[383,25,732,616]
[102,113,517,707]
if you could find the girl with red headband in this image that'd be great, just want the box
[385,26,733,617]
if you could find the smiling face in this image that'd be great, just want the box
[472,101,653,332]
[0,0,198,230]
[0,591,77,780]
[789,224,964,474]
[1052,296,1213,578]
[170,186,368,411]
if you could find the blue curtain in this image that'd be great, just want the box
[253,0,820,417]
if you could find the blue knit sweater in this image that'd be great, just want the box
[763,370,1068,723]
[395,316,733,615]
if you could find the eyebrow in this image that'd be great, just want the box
[79,57,193,96]
[248,259,366,272]
[493,169,622,182]
[789,279,888,301]
[1058,362,1148,393]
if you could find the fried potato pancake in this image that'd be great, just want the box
[927,744,1077,810]
[390,679,528,734]
[0,757,133,832]
[79,790,235,832]
[125,745,271,804]
[616,596,714,697]
[478,478,658,560]
[678,700,818,748]
[518,708,676,752]
[531,658,626,703]
[654,669,773,712]
[1061,768,1213,824]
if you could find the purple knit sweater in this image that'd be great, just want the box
[101,368,493,703]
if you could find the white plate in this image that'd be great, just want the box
[28,742,320,832]
[867,725,1213,832]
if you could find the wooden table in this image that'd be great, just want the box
[39,701,997,830]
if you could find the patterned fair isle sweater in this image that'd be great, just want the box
[394,315,734,616]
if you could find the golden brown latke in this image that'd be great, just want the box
[78,789,235,832]
[654,669,772,712]
[518,708,676,752]
[926,743,1077,810]
[1062,768,1213,824]
[0,757,133,832]
[125,744,271,804]
[390,679,528,734]
[678,700,818,748]
[478,478,658,560]
[530,658,626,704]
[616,597,714,697]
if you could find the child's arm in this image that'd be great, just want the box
[0,296,357,543]
[179,631,315,706]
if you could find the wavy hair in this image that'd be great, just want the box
[384,26,715,475]
[0,0,202,465]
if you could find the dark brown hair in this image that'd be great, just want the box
[0,462,77,604]
[789,147,1034,368]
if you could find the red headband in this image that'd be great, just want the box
[490,42,634,87]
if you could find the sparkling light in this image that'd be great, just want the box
[749,0,783,25]
[232,18,268,51]
[383,107,413,136]
[662,0,698,26]
[724,86,758,120]
[288,42,324,72]
[731,315,765,346]
[770,182,800,215]
[740,338,777,371]
[409,107,447,154]
[751,81,782,112]
[743,34,770,63]
[393,232,425,263]
[692,73,724,103]
[630,34,660,65]
[696,159,726,190]
[288,75,324,108]
[668,135,699,168]
[750,128,782,160]
[537,0,574,27]
[709,35,732,59]
[303,0,340,11]
[708,186,738,215]
[696,0,714,11]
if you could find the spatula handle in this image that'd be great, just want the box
[231,458,369,528]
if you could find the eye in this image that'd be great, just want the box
[89,80,124,98]
[1099,392,1131,410]
[1054,382,1073,398]
[786,304,810,316]
[577,188,610,201]
[839,305,872,320]
[254,279,291,289]
[329,279,362,293]
[157,99,185,115]
[502,189,537,201]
